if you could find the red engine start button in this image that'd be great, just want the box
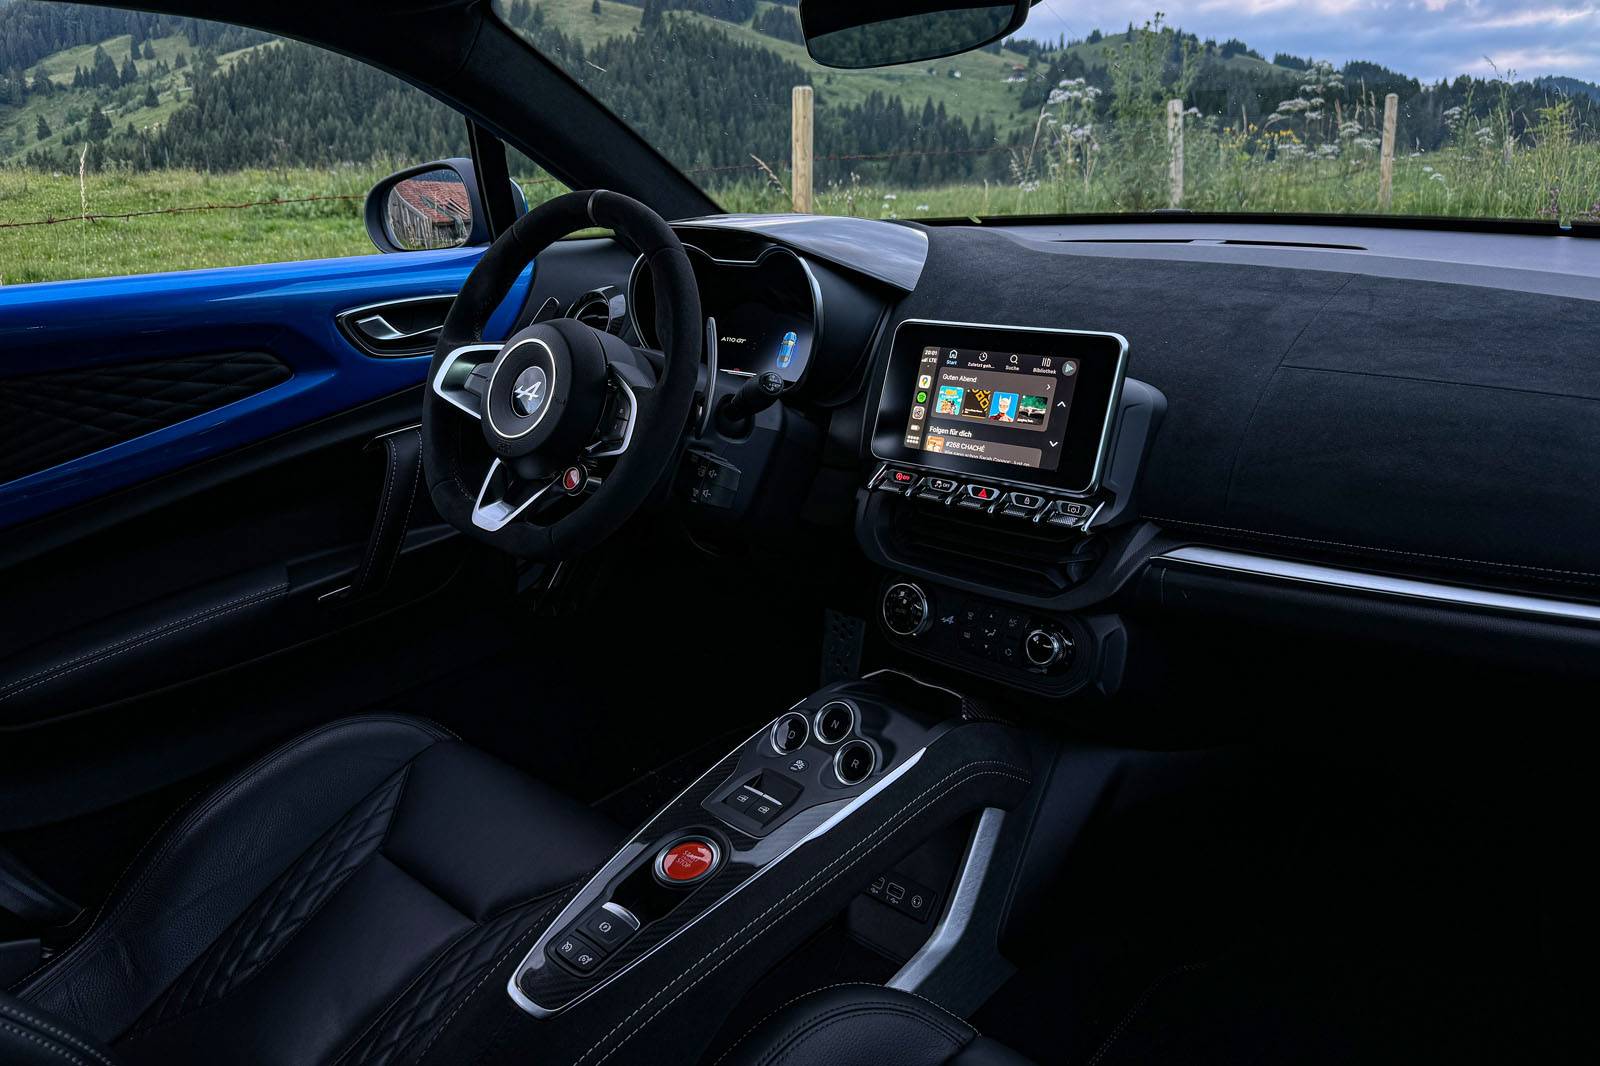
[657,839,718,883]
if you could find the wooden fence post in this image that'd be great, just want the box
[791,85,813,214]
[1167,99,1184,207]
[1378,92,1398,209]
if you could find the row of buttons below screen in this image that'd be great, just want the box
[877,469,1093,527]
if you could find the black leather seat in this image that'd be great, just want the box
[0,715,619,1066]
[719,985,1037,1066]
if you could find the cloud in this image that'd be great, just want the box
[1018,0,1600,82]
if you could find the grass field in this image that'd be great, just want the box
[0,166,383,284]
[5,134,1595,286]
[716,148,1600,219]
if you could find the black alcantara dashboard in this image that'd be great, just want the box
[538,212,1600,702]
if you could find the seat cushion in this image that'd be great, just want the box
[719,985,1036,1066]
[7,715,619,1066]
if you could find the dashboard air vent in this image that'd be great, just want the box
[887,503,1101,595]
[566,287,627,334]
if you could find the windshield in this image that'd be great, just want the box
[494,1,1600,224]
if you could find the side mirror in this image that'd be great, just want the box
[798,0,1030,69]
[365,158,527,253]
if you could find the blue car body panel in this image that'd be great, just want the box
[0,248,531,530]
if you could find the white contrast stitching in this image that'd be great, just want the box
[0,1020,91,1066]
[0,1004,113,1066]
[575,763,1027,1066]
[1084,962,1209,1066]
[331,884,573,1066]
[379,429,424,588]
[413,887,580,1064]
[0,583,289,701]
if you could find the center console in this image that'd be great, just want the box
[860,319,1166,697]
[489,676,1032,1066]
[507,681,938,1016]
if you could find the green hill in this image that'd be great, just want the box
[1,0,1592,193]
[2,33,276,167]
[537,0,1039,133]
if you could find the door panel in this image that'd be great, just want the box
[0,245,534,780]
[0,247,530,530]
[0,233,652,834]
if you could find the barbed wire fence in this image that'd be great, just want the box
[0,143,1025,230]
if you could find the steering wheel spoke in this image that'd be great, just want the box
[471,458,554,532]
[585,366,640,459]
[432,342,501,421]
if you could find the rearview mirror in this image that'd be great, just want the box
[798,0,1030,69]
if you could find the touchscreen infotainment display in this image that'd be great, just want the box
[901,346,1078,473]
[872,321,1127,495]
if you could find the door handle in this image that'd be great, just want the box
[352,313,440,343]
[336,295,456,357]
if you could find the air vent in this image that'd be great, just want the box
[1220,238,1365,251]
[566,287,626,334]
[1061,237,1197,245]
[1058,236,1365,251]
[887,502,1101,595]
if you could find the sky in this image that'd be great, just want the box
[1016,0,1600,84]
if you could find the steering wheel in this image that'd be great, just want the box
[422,190,701,559]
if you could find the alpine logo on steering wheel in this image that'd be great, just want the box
[512,366,548,418]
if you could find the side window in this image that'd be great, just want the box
[0,3,562,284]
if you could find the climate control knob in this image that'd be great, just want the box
[1023,628,1072,669]
[882,582,931,637]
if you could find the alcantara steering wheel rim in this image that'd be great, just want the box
[421,190,701,559]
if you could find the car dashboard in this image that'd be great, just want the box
[539,211,1600,704]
